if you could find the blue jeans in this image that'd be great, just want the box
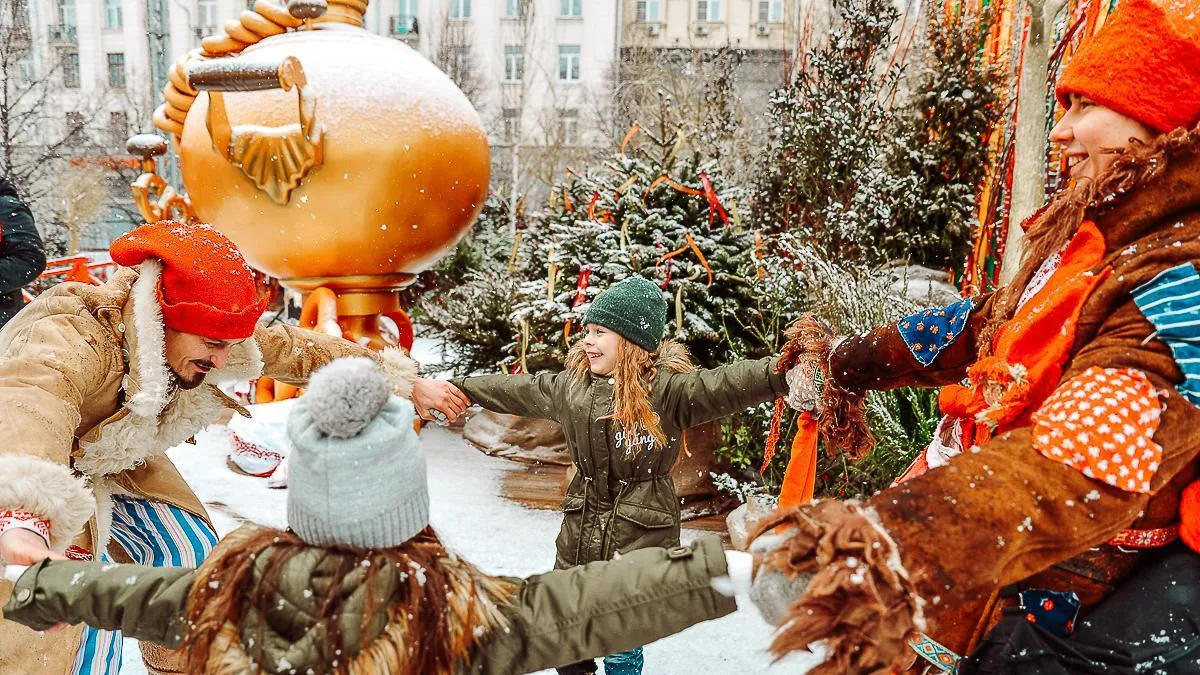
[604,647,644,674]
[555,647,644,675]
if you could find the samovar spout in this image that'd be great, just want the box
[187,56,325,205]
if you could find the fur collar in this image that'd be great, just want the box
[654,339,697,374]
[74,261,264,479]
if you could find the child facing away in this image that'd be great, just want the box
[1,358,809,675]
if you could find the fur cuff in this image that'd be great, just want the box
[751,500,923,674]
[0,455,94,552]
[378,347,418,400]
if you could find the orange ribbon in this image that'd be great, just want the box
[658,232,714,286]
[643,172,731,228]
[779,412,819,507]
[620,123,641,157]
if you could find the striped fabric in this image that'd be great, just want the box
[1131,263,1200,406]
[69,496,217,675]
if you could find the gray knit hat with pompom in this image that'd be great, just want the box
[286,357,429,549]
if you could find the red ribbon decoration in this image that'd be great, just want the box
[699,171,730,227]
[643,172,731,229]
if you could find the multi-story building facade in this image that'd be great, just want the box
[3,0,815,247]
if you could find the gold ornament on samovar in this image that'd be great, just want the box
[128,0,490,352]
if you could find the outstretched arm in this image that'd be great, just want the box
[476,537,737,675]
[828,294,995,393]
[451,371,564,420]
[750,298,1200,672]
[664,357,788,430]
[2,559,194,647]
[254,323,418,397]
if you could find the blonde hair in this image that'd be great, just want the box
[566,335,695,452]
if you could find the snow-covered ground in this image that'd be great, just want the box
[116,336,820,673]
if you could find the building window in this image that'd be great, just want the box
[560,0,581,18]
[636,0,661,22]
[505,0,522,18]
[397,0,417,27]
[556,109,579,145]
[450,0,469,19]
[758,0,782,22]
[502,108,519,143]
[65,112,85,142]
[558,45,580,81]
[697,0,721,22]
[447,46,472,81]
[105,0,122,28]
[107,53,125,87]
[504,45,523,81]
[197,0,217,31]
[58,0,76,26]
[109,111,128,146]
[17,52,34,84]
[61,50,79,88]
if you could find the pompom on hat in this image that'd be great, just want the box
[110,220,268,339]
[287,358,429,549]
[1055,0,1200,134]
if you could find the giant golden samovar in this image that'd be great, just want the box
[129,0,489,352]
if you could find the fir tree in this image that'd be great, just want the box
[510,128,760,372]
[882,6,1004,270]
[750,0,903,264]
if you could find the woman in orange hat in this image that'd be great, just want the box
[755,0,1200,672]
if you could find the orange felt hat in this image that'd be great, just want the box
[110,220,268,339]
[1056,0,1200,134]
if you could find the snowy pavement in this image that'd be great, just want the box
[117,416,821,674]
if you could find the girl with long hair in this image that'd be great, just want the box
[445,275,792,675]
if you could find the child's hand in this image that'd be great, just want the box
[785,360,822,412]
[411,378,471,422]
[0,528,66,566]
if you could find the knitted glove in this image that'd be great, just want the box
[747,531,811,627]
[784,361,823,413]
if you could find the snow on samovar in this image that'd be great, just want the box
[128,0,489,353]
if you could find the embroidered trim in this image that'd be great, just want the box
[908,631,960,673]
[0,510,51,544]
[65,545,94,561]
[897,297,976,367]
[1108,524,1180,549]
[1018,247,1065,309]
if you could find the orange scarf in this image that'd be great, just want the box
[940,221,1112,447]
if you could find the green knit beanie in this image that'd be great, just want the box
[582,276,667,352]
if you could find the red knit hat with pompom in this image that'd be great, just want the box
[1056,0,1200,134]
[110,220,267,339]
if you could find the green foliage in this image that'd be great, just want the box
[750,0,903,264]
[882,6,1005,269]
[507,134,760,372]
[752,0,1003,273]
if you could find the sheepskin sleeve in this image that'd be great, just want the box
[0,313,113,551]
[255,324,418,399]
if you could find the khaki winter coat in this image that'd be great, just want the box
[818,128,1200,663]
[455,348,786,568]
[0,265,417,675]
[1,527,737,675]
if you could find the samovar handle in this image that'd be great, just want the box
[186,56,325,204]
